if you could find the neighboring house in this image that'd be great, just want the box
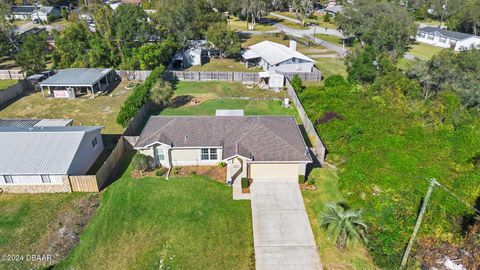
[171,40,218,69]
[135,115,312,184]
[324,5,343,17]
[416,27,480,51]
[39,68,117,98]
[8,5,60,22]
[0,124,104,193]
[242,40,315,73]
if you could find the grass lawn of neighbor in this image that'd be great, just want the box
[0,80,134,134]
[57,165,254,270]
[187,58,261,72]
[303,168,378,269]
[0,193,98,270]
[407,43,445,61]
[0,80,18,91]
[315,57,347,78]
[228,16,276,32]
[314,33,343,45]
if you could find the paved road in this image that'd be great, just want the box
[251,180,322,270]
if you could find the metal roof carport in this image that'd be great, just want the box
[39,68,114,99]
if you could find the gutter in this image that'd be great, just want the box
[166,167,172,180]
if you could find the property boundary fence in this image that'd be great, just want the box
[0,80,29,108]
[0,70,25,80]
[285,78,326,163]
[115,70,151,81]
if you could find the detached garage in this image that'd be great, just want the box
[247,163,303,181]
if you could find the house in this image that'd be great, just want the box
[0,118,73,127]
[135,115,312,184]
[416,27,480,51]
[171,40,217,69]
[8,5,60,22]
[242,40,315,73]
[324,5,343,17]
[0,125,104,193]
[39,68,117,98]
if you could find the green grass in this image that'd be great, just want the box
[0,79,18,91]
[315,57,347,78]
[172,81,286,99]
[187,58,261,72]
[303,168,378,269]
[57,168,254,270]
[0,81,134,134]
[314,34,343,45]
[228,16,276,32]
[0,193,92,270]
[407,43,445,61]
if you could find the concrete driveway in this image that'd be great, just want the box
[251,180,322,270]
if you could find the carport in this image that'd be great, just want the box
[39,68,115,99]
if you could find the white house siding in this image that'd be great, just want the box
[67,131,104,175]
[0,175,71,193]
[455,37,480,51]
[170,148,222,166]
[416,33,480,51]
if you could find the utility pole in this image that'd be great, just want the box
[400,178,438,269]
[439,0,448,29]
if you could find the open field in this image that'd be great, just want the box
[228,16,276,32]
[187,58,261,72]
[0,80,134,134]
[0,80,18,91]
[303,168,378,269]
[0,193,97,270]
[57,165,254,270]
[407,43,445,61]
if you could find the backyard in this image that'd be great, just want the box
[56,164,254,270]
[187,58,261,72]
[407,43,445,61]
[0,80,134,134]
[160,81,299,120]
[0,80,18,91]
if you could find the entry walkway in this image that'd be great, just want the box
[250,180,322,270]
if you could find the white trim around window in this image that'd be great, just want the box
[200,148,219,160]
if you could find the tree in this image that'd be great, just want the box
[53,22,91,68]
[205,23,241,57]
[446,0,480,36]
[132,153,150,176]
[336,1,416,57]
[241,0,269,30]
[320,203,368,250]
[150,80,173,106]
[15,32,48,76]
[0,2,18,52]
[290,0,314,26]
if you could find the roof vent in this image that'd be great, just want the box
[184,135,188,142]
[305,147,309,155]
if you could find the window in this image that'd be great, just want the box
[417,32,426,38]
[92,137,98,148]
[3,175,13,184]
[427,35,434,40]
[201,148,218,160]
[41,175,51,183]
[439,37,447,43]
[155,147,165,162]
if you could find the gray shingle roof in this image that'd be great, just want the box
[135,116,312,162]
[419,27,474,41]
[0,126,101,175]
[40,68,113,87]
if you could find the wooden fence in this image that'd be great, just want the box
[69,175,99,192]
[278,68,322,82]
[285,78,326,163]
[0,70,25,80]
[0,80,29,108]
[95,136,126,190]
[115,70,152,81]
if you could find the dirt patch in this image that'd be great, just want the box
[172,166,227,183]
[34,194,100,268]
[169,95,214,108]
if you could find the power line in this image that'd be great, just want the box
[432,179,480,215]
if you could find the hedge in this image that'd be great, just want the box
[241,177,250,189]
[116,65,165,127]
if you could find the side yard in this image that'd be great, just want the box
[56,165,254,270]
[0,80,18,91]
[0,80,134,134]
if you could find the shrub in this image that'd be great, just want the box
[155,167,168,176]
[306,178,316,186]
[241,177,250,188]
[290,75,304,93]
[298,175,305,184]
[132,153,150,175]
[324,75,349,88]
[218,161,226,168]
[172,166,181,175]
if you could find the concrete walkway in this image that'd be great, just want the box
[251,180,322,270]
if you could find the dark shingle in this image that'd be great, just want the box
[419,27,473,41]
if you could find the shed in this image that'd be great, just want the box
[39,68,116,99]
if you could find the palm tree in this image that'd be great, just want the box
[320,203,368,250]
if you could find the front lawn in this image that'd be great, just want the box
[228,16,276,32]
[0,80,134,134]
[407,43,445,61]
[315,57,347,78]
[186,58,261,72]
[0,79,18,91]
[303,168,378,269]
[314,34,343,45]
[57,167,254,270]
[0,193,98,270]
